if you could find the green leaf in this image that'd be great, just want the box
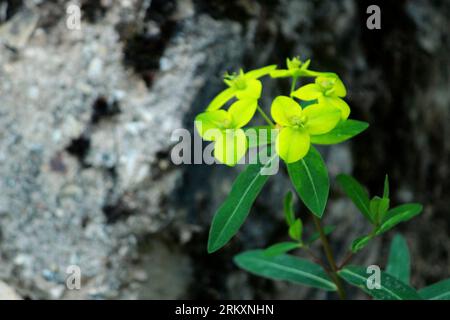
[270,69,292,78]
[383,174,389,198]
[244,64,278,80]
[207,151,277,253]
[419,279,450,300]
[287,147,329,218]
[339,265,421,300]
[264,242,300,257]
[288,219,303,241]
[337,174,373,223]
[283,191,295,226]
[376,203,423,235]
[234,250,337,291]
[386,234,410,284]
[351,234,373,253]
[310,120,369,145]
[369,196,390,223]
[306,225,336,245]
[206,88,235,111]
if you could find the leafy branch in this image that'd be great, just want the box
[194,57,449,300]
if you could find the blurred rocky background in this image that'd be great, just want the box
[0,0,448,299]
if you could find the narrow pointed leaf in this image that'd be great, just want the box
[337,174,373,223]
[339,265,421,300]
[244,64,277,79]
[207,151,278,253]
[270,69,292,78]
[351,234,373,253]
[283,191,295,226]
[386,234,410,284]
[310,120,369,145]
[287,147,329,218]
[370,196,390,224]
[264,242,300,257]
[288,219,303,241]
[383,175,389,198]
[376,203,423,235]
[206,88,235,111]
[419,279,450,300]
[234,250,337,291]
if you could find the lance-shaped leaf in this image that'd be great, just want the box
[264,242,301,257]
[244,64,278,80]
[386,234,410,284]
[207,150,278,253]
[288,219,303,241]
[370,196,390,223]
[351,234,374,253]
[383,175,389,198]
[234,250,337,291]
[376,203,423,235]
[419,279,450,300]
[337,174,373,223]
[310,120,369,145]
[287,147,329,218]
[339,265,421,300]
[207,88,235,111]
[283,191,295,226]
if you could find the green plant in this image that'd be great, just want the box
[194,57,449,300]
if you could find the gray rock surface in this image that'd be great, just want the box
[0,0,244,299]
[0,281,22,300]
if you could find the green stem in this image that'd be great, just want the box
[312,215,347,300]
[257,105,275,127]
[290,76,298,94]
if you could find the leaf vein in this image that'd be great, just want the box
[300,159,320,210]
[246,258,336,289]
[341,269,403,300]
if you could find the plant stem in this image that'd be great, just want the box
[303,246,329,272]
[338,251,354,269]
[312,215,347,300]
[257,105,275,127]
[290,76,298,94]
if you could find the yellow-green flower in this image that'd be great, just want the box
[206,65,277,111]
[292,75,350,120]
[271,96,341,163]
[196,99,258,166]
[270,57,313,78]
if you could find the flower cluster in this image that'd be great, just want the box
[195,58,353,165]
